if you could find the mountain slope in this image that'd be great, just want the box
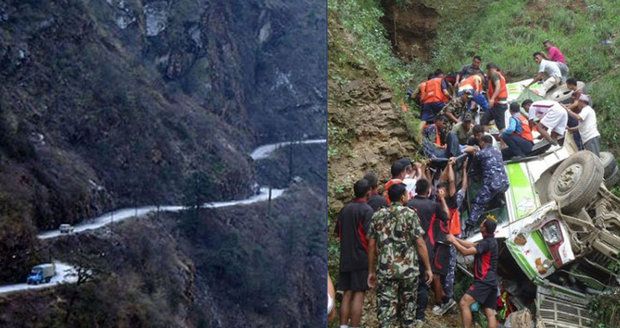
[0,0,325,285]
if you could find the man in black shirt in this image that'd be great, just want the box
[447,217,499,328]
[407,178,450,322]
[363,172,388,212]
[335,179,374,328]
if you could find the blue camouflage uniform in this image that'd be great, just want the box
[467,91,489,113]
[467,146,509,227]
[444,189,466,300]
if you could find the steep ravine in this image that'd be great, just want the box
[0,140,327,327]
[0,0,326,285]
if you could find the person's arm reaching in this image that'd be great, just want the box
[537,122,556,144]
[437,188,450,221]
[416,236,434,285]
[367,238,377,288]
[411,83,421,100]
[527,72,544,87]
[442,80,452,100]
[447,234,477,255]
[562,103,583,122]
[447,158,457,197]
[461,159,469,192]
[414,162,423,179]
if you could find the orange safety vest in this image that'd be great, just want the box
[488,72,508,100]
[418,81,427,101]
[448,208,461,235]
[460,75,482,92]
[517,114,533,142]
[422,78,448,104]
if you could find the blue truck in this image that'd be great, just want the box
[26,263,56,285]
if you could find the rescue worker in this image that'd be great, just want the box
[441,94,468,125]
[467,125,499,150]
[423,115,462,160]
[500,102,533,160]
[536,100,568,145]
[543,40,566,64]
[458,73,484,95]
[364,172,388,212]
[335,179,374,328]
[463,135,509,236]
[407,178,450,322]
[566,94,600,156]
[441,157,469,311]
[526,99,559,130]
[482,63,509,130]
[563,78,584,149]
[383,160,408,205]
[542,40,568,78]
[400,158,422,199]
[430,182,457,316]
[447,218,499,328]
[420,70,451,124]
[455,55,483,86]
[527,52,563,96]
[409,73,434,106]
[464,89,489,117]
[367,183,434,327]
[451,114,474,145]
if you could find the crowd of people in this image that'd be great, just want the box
[332,40,603,328]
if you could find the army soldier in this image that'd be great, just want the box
[367,183,433,327]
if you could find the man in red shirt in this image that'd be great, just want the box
[335,179,375,328]
[447,218,499,328]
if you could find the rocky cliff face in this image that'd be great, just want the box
[0,0,325,284]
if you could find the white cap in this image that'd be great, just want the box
[578,94,590,104]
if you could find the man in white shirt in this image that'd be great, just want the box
[527,99,554,123]
[536,100,568,145]
[527,52,563,96]
[566,94,600,156]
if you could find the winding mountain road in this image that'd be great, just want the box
[0,139,324,295]
[250,139,327,160]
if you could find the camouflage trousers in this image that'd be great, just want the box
[468,184,506,226]
[444,243,457,299]
[376,277,418,327]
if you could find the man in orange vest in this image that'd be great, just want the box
[458,74,483,94]
[420,70,451,123]
[455,55,483,86]
[410,73,434,106]
[481,63,509,130]
[500,103,533,160]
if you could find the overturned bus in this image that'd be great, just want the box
[459,111,619,327]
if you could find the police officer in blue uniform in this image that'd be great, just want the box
[463,135,509,236]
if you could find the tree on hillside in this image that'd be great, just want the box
[182,171,216,210]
